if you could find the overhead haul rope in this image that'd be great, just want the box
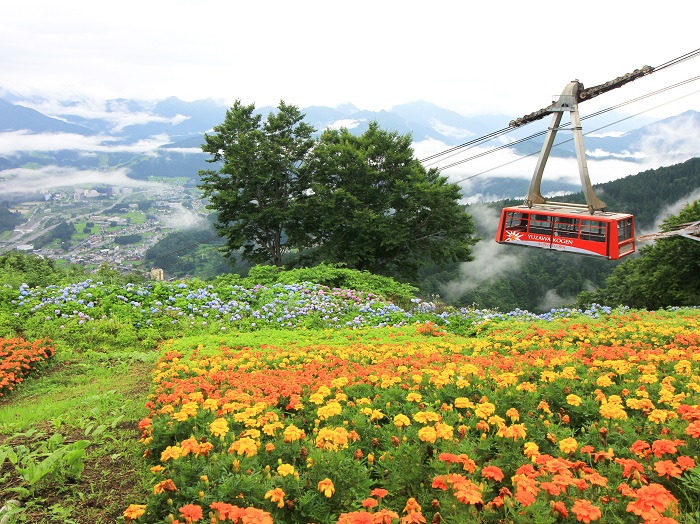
[447,87,700,184]
[428,75,700,171]
[419,48,700,166]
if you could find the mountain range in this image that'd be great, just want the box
[1,92,699,201]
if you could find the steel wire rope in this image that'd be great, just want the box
[446,88,700,183]
[653,48,700,72]
[419,49,700,166]
[426,76,700,170]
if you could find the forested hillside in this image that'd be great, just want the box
[437,157,700,311]
[144,158,700,312]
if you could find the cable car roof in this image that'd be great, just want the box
[504,203,633,221]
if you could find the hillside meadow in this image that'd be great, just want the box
[0,277,699,524]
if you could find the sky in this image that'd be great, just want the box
[1,0,699,203]
[1,0,698,119]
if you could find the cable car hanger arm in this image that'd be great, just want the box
[509,65,654,128]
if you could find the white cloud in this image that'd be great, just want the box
[429,120,475,140]
[0,130,172,155]
[16,98,190,132]
[0,165,164,195]
[441,205,525,300]
[325,119,362,131]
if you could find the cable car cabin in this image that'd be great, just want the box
[496,204,635,260]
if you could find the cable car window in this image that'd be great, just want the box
[505,212,528,230]
[553,217,579,239]
[580,219,606,242]
[529,215,553,234]
[617,218,633,242]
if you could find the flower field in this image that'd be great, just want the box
[2,278,700,523]
[0,337,54,398]
[129,307,700,524]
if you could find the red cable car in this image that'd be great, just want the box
[496,203,635,259]
[496,78,637,259]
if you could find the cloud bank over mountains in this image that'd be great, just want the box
[1,92,699,202]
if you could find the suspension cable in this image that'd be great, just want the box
[419,49,700,165]
[445,88,700,183]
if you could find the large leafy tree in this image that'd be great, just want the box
[292,122,477,280]
[198,100,315,267]
[591,199,700,309]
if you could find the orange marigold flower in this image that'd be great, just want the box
[209,502,240,520]
[264,487,286,508]
[361,498,378,509]
[403,497,422,514]
[370,488,389,499]
[432,475,448,490]
[455,484,483,506]
[400,512,427,524]
[318,478,335,498]
[551,501,569,518]
[160,445,182,462]
[630,440,651,458]
[652,439,684,458]
[685,420,700,438]
[654,460,683,479]
[571,499,602,523]
[178,504,203,523]
[374,509,400,524]
[481,466,504,482]
[626,483,678,520]
[676,455,696,471]
[153,478,177,494]
[123,504,146,521]
[337,511,374,524]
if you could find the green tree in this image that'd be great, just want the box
[293,122,477,280]
[198,100,316,267]
[588,199,700,309]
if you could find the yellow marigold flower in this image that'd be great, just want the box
[435,423,454,440]
[202,398,219,411]
[600,402,628,420]
[418,426,438,443]
[559,437,578,454]
[209,418,229,438]
[523,442,539,459]
[675,360,693,376]
[123,504,146,520]
[331,376,349,388]
[317,401,343,420]
[263,421,284,436]
[497,424,527,441]
[475,402,496,419]
[537,400,552,414]
[277,463,296,477]
[160,445,182,462]
[596,375,613,387]
[228,437,259,457]
[648,409,669,424]
[370,409,385,421]
[506,408,520,421]
[566,394,582,406]
[406,392,422,402]
[413,411,441,424]
[454,397,475,409]
[356,397,372,405]
[264,487,286,508]
[283,424,306,442]
[394,414,411,428]
[318,478,335,498]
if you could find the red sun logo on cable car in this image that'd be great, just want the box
[505,231,522,242]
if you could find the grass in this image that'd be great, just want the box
[0,341,157,523]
